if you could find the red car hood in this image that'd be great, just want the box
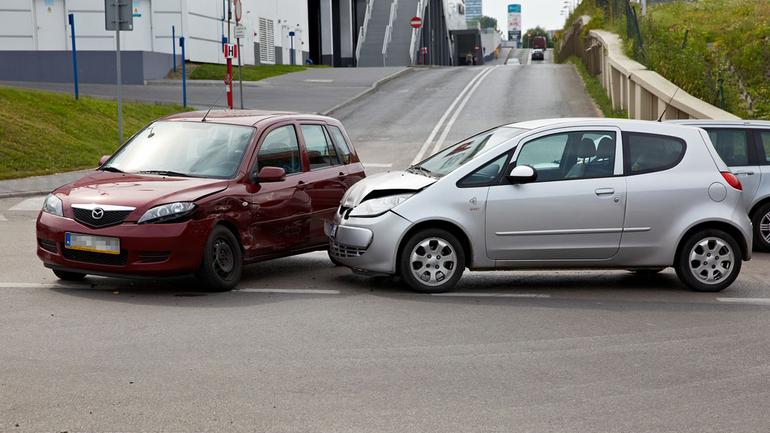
[56,171,229,211]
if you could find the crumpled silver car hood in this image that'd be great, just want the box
[342,170,436,207]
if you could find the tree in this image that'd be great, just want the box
[469,15,498,31]
[522,26,553,48]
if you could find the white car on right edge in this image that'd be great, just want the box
[670,120,770,251]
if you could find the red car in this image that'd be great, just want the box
[36,110,365,290]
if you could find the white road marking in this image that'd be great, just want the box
[432,292,551,299]
[0,214,6,221]
[410,67,492,164]
[304,79,334,83]
[716,297,770,306]
[0,282,73,288]
[9,196,45,211]
[429,66,497,155]
[238,288,341,295]
[526,49,533,65]
[363,162,394,168]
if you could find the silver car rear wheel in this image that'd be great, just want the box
[688,237,735,284]
[399,229,465,293]
[676,229,742,292]
[753,204,770,252]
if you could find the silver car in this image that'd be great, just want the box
[326,119,752,293]
[670,120,770,251]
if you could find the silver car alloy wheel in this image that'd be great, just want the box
[688,236,735,284]
[760,212,770,244]
[409,237,457,287]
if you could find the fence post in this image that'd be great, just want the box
[172,25,176,72]
[180,36,187,107]
[68,13,79,100]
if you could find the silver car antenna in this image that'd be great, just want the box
[657,87,680,122]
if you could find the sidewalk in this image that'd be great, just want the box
[0,170,92,199]
[0,67,413,198]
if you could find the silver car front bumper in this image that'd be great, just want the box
[325,211,412,275]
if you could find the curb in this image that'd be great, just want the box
[146,79,268,88]
[0,189,51,200]
[320,67,414,116]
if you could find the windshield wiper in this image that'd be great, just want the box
[100,166,124,173]
[407,165,434,178]
[135,170,191,178]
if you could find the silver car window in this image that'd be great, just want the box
[516,131,617,182]
[706,129,750,166]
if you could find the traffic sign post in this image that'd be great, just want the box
[289,31,296,65]
[224,0,233,109]
[180,36,187,107]
[105,0,132,145]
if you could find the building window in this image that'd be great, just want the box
[259,18,275,64]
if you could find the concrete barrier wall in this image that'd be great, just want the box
[586,29,739,120]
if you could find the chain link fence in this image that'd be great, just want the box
[596,0,645,61]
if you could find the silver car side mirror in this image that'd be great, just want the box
[507,165,537,184]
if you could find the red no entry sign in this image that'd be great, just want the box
[410,16,422,28]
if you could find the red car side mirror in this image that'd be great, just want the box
[99,155,111,166]
[253,166,286,183]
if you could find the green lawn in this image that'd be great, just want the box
[568,57,627,119]
[0,87,189,180]
[189,63,328,81]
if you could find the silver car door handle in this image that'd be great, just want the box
[595,188,615,196]
[734,171,755,176]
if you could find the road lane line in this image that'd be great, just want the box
[716,297,770,306]
[429,66,498,155]
[526,49,533,65]
[0,214,6,221]
[0,283,73,288]
[363,163,394,168]
[410,67,492,165]
[238,288,341,295]
[431,292,550,298]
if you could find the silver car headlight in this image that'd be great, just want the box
[42,194,63,217]
[349,193,413,217]
[138,202,196,224]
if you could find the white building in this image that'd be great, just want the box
[0,0,360,83]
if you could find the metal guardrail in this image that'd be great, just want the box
[382,0,398,66]
[355,0,373,62]
[408,0,426,65]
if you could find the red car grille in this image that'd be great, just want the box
[72,208,132,228]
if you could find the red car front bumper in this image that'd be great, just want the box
[36,212,214,277]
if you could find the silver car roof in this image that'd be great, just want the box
[668,119,770,127]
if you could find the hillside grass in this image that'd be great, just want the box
[0,87,188,180]
[559,0,770,119]
[190,63,328,81]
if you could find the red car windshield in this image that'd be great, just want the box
[102,121,256,179]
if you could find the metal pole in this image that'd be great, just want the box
[172,25,176,72]
[641,0,647,16]
[237,37,243,109]
[180,36,187,107]
[115,0,123,144]
[225,0,233,109]
[68,13,79,100]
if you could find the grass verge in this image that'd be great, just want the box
[0,87,189,180]
[189,63,328,81]
[568,56,627,118]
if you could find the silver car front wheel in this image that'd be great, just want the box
[400,229,465,293]
[752,203,770,252]
[676,229,741,292]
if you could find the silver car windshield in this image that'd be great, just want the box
[410,127,525,178]
[102,121,256,179]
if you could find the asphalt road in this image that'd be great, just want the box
[335,48,592,173]
[1,194,770,433]
[3,60,770,432]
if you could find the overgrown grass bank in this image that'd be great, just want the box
[0,87,188,180]
[558,0,770,119]
[568,57,627,118]
[190,63,327,81]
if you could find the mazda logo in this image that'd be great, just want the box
[91,208,104,220]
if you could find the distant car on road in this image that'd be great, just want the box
[531,49,544,61]
[327,119,751,293]
[670,119,770,251]
[36,110,365,291]
[531,36,547,51]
